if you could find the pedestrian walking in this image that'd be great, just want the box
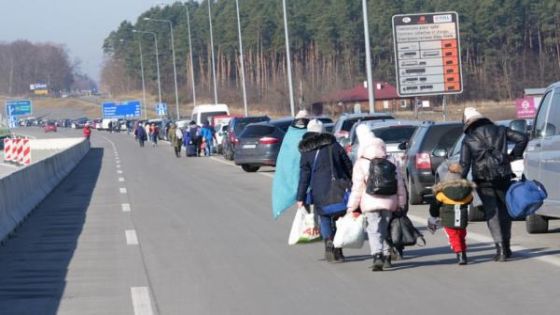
[108,120,113,133]
[272,110,310,219]
[296,119,353,262]
[83,123,92,141]
[134,123,147,147]
[187,121,201,156]
[200,121,215,156]
[429,163,475,265]
[168,123,182,157]
[346,130,406,271]
[150,123,159,147]
[459,107,528,261]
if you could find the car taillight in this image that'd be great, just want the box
[415,153,431,170]
[259,137,279,145]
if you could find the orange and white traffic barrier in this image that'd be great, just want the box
[16,138,24,164]
[10,138,19,163]
[19,138,31,165]
[3,138,12,162]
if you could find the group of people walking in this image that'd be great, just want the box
[134,120,216,158]
[273,107,528,271]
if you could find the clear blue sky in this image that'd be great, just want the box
[0,0,174,83]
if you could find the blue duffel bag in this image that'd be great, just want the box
[506,179,547,219]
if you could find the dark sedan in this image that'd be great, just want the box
[234,118,292,172]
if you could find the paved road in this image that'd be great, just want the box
[0,129,559,315]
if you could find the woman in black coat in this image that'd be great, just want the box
[296,119,353,262]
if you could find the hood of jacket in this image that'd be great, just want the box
[360,137,387,159]
[433,179,475,203]
[298,132,336,153]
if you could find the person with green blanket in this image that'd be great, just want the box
[272,110,310,219]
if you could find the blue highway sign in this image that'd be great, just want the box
[5,100,33,117]
[102,100,142,119]
[155,103,168,116]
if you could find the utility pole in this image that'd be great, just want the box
[185,4,197,107]
[208,0,218,104]
[235,0,248,116]
[282,0,295,117]
[362,0,375,113]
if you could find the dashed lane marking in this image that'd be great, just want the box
[122,203,131,212]
[120,187,127,194]
[125,230,139,245]
[118,177,125,182]
[130,287,154,315]
[117,170,123,174]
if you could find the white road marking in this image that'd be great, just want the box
[117,170,123,174]
[120,187,127,194]
[122,203,131,212]
[116,164,121,169]
[118,177,125,182]
[125,230,139,245]
[130,287,154,315]
[407,214,560,267]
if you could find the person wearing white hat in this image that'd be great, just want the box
[459,107,528,262]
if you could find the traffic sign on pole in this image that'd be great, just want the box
[155,103,168,116]
[5,100,32,117]
[392,12,463,97]
[102,101,142,119]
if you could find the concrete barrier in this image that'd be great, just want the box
[0,138,90,242]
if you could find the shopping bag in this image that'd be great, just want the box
[288,207,321,245]
[333,214,366,249]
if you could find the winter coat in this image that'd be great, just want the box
[459,118,528,185]
[429,178,475,229]
[168,126,181,147]
[200,125,214,142]
[83,126,91,138]
[135,126,147,141]
[271,126,308,219]
[347,138,406,212]
[296,132,353,214]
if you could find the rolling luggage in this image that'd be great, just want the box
[186,144,197,157]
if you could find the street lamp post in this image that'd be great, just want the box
[235,0,248,116]
[208,0,218,104]
[138,40,148,120]
[362,0,375,113]
[185,4,197,107]
[144,18,180,119]
[133,30,162,111]
[282,0,295,117]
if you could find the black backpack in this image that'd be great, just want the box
[364,158,398,196]
[472,127,511,181]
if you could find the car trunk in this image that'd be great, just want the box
[237,125,278,157]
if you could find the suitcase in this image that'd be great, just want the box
[186,144,197,157]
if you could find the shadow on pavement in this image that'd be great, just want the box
[0,148,103,314]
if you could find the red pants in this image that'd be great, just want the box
[444,227,467,253]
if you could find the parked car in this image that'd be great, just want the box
[332,113,394,141]
[234,118,293,172]
[523,81,560,233]
[342,120,419,164]
[72,118,88,129]
[223,116,270,160]
[403,121,464,204]
[43,121,57,133]
[191,104,229,126]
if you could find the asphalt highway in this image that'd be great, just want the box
[0,128,559,315]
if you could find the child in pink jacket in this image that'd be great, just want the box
[346,125,406,271]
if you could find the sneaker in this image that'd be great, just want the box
[383,255,393,269]
[325,240,335,262]
[372,254,384,272]
[457,251,467,265]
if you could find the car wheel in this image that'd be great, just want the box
[468,205,486,222]
[407,175,422,205]
[241,164,260,173]
[225,146,234,161]
[526,214,548,234]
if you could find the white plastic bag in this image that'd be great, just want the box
[333,214,366,249]
[288,207,321,245]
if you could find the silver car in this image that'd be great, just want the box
[524,81,560,233]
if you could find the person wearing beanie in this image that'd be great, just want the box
[296,119,353,262]
[459,107,528,261]
[429,163,475,265]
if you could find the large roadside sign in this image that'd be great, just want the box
[102,100,142,119]
[5,99,33,117]
[155,103,168,116]
[392,12,463,97]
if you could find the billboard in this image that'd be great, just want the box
[102,100,142,119]
[515,97,537,119]
[392,12,463,97]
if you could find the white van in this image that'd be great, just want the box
[101,118,118,131]
[191,104,229,126]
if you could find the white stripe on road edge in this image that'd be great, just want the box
[120,187,127,194]
[118,177,125,182]
[210,157,274,178]
[130,287,154,315]
[117,170,123,174]
[407,214,560,267]
[116,164,121,169]
[122,203,131,212]
[125,230,139,245]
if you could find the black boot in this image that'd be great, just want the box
[334,248,345,262]
[503,240,512,258]
[325,240,335,262]
[372,253,384,272]
[383,254,393,269]
[457,251,467,265]
[494,243,506,262]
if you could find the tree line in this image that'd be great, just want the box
[0,40,96,97]
[101,0,560,112]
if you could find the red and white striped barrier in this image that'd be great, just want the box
[16,138,24,164]
[21,138,31,165]
[10,138,19,163]
[3,138,12,162]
